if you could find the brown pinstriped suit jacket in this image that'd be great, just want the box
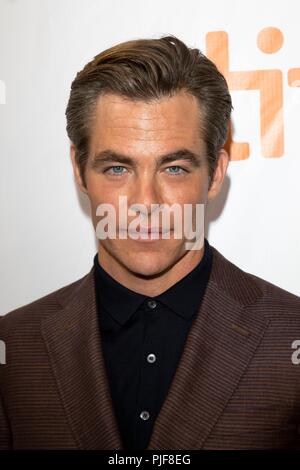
[1,244,300,450]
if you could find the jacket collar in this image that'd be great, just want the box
[41,244,269,449]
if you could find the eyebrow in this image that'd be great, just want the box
[90,148,203,170]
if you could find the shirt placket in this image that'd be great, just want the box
[133,298,162,449]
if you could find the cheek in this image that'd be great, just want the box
[164,178,207,204]
[86,173,118,206]
[189,174,209,202]
[86,180,123,230]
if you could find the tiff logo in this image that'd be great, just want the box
[206,27,300,160]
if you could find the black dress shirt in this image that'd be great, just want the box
[93,237,213,450]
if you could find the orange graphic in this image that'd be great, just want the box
[288,68,300,88]
[206,28,284,160]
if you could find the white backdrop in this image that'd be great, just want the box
[1,0,299,315]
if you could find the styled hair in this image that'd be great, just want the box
[65,35,233,187]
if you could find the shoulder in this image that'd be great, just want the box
[0,268,93,335]
[209,244,300,319]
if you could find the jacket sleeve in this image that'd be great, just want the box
[0,388,12,449]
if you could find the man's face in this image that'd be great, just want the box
[71,91,228,277]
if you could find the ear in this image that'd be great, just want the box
[70,144,88,194]
[207,148,229,201]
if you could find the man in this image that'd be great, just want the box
[1,35,300,450]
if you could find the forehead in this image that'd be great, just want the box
[89,91,205,154]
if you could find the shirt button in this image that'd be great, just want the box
[147,353,156,363]
[140,410,150,421]
[147,300,157,309]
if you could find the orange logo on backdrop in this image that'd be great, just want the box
[206,27,300,160]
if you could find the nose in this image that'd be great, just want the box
[129,174,162,218]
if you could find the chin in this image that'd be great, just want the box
[122,252,172,278]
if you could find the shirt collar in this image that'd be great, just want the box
[93,237,213,325]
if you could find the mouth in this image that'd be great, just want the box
[134,226,171,234]
[127,226,173,241]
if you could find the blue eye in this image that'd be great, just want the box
[106,166,127,175]
[166,166,186,175]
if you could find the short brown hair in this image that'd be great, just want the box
[65,35,233,187]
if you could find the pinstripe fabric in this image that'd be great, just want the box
[1,244,300,449]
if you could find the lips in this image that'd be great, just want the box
[129,226,171,234]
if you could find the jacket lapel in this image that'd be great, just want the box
[42,245,270,450]
[147,246,270,449]
[41,268,124,450]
